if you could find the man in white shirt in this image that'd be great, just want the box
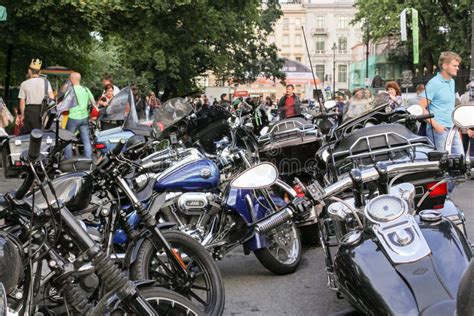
[18,59,55,134]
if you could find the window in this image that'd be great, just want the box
[283,18,289,30]
[315,35,325,53]
[283,35,290,46]
[315,16,325,29]
[295,34,302,46]
[295,18,301,29]
[338,65,347,83]
[338,36,347,53]
[338,16,348,29]
[315,65,325,82]
[296,56,302,62]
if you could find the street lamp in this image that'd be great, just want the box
[332,42,337,99]
[364,21,370,88]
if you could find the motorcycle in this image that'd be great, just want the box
[295,103,474,314]
[81,138,225,315]
[0,130,203,315]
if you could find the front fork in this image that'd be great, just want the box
[115,177,191,279]
[58,206,158,315]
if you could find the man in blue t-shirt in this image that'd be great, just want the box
[419,51,463,192]
[420,51,463,154]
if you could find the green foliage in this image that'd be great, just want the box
[1,0,284,101]
[104,0,284,99]
[353,0,471,73]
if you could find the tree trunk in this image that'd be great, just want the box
[4,44,13,103]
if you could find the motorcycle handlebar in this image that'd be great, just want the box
[415,113,434,121]
[111,139,126,156]
[312,160,443,201]
[28,129,43,162]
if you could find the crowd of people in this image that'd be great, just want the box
[6,51,473,163]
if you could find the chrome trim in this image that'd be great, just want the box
[321,161,441,199]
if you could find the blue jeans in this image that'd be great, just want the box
[64,118,92,160]
[426,125,463,193]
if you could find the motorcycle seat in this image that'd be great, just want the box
[332,124,432,159]
[58,158,94,173]
[419,299,455,316]
[124,125,153,137]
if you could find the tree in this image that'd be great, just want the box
[104,0,284,100]
[0,0,111,101]
[353,0,471,74]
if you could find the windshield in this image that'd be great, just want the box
[101,86,138,124]
[152,97,194,136]
[56,80,78,114]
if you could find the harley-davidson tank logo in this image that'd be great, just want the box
[200,168,211,179]
[413,267,428,275]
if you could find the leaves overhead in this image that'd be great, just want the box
[1,0,284,100]
[353,0,471,73]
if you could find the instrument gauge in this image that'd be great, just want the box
[366,195,405,222]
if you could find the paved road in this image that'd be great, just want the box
[0,173,472,315]
[217,181,474,316]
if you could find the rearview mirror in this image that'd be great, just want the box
[231,163,278,189]
[406,104,423,116]
[453,105,474,129]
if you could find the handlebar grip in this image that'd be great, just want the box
[111,139,126,156]
[415,113,434,121]
[28,129,43,161]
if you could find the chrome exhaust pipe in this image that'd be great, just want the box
[255,208,294,234]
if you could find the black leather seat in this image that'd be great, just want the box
[333,124,431,156]
[58,158,94,172]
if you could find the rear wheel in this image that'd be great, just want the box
[254,223,302,275]
[130,231,225,315]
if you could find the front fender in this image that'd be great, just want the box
[123,222,176,268]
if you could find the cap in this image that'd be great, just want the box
[29,59,42,70]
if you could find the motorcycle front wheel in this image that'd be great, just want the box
[130,230,225,316]
[253,222,302,275]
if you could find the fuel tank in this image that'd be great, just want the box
[27,172,93,212]
[154,156,219,191]
[334,218,471,315]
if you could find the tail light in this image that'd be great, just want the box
[293,184,305,198]
[95,143,106,149]
[425,182,448,198]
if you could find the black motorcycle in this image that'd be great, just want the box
[0,129,202,315]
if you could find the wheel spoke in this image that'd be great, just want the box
[191,284,210,291]
[188,290,209,306]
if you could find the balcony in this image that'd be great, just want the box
[312,28,328,35]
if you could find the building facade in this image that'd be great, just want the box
[304,0,362,95]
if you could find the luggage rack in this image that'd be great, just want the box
[332,131,433,170]
[259,121,318,144]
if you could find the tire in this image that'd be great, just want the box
[106,286,203,316]
[299,223,321,246]
[130,231,225,316]
[253,223,302,275]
